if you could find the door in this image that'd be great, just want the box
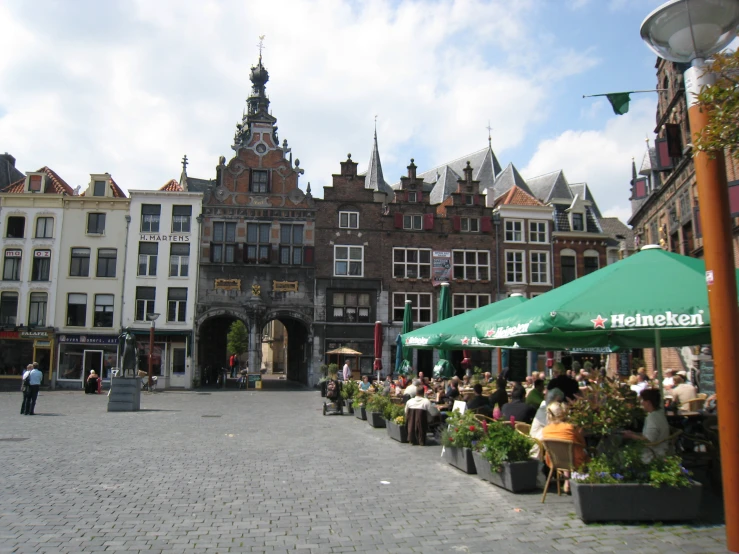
[33,347,51,382]
[83,350,103,383]
[170,347,187,388]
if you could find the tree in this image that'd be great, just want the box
[694,50,739,159]
[227,320,249,359]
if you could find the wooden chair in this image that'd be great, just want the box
[645,427,683,459]
[697,393,708,400]
[541,439,577,502]
[681,398,705,411]
[514,422,531,436]
[473,413,496,426]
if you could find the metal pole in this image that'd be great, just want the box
[685,59,739,551]
[148,319,155,389]
[654,329,664,400]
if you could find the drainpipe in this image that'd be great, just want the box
[193,211,204,388]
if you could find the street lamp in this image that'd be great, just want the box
[146,313,160,390]
[641,2,739,550]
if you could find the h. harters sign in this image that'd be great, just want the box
[139,234,190,242]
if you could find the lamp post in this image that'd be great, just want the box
[641,1,739,550]
[146,313,160,390]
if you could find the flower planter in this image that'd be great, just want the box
[571,481,703,523]
[386,420,408,443]
[471,451,538,493]
[345,401,354,414]
[442,446,476,474]
[354,405,366,420]
[366,411,386,428]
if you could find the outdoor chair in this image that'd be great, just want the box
[644,427,682,459]
[473,413,496,426]
[514,422,531,435]
[540,439,577,503]
[406,408,428,446]
[681,398,705,412]
[697,393,708,400]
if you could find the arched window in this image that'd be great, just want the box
[583,249,600,276]
[560,248,576,285]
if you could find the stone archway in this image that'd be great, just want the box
[261,311,311,385]
[196,310,249,387]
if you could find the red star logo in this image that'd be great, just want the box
[485,328,495,338]
[461,337,470,345]
[591,315,608,329]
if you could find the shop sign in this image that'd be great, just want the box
[139,233,190,242]
[5,249,22,257]
[432,251,451,285]
[273,280,298,292]
[35,340,51,347]
[0,331,19,339]
[20,331,49,339]
[215,279,241,291]
[58,334,118,345]
[34,250,51,258]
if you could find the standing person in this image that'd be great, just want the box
[20,364,43,415]
[342,360,351,382]
[229,354,237,378]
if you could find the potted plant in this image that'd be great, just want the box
[441,410,485,474]
[353,391,369,420]
[384,404,408,443]
[567,379,643,444]
[472,420,538,492]
[365,394,390,428]
[571,444,702,523]
[341,380,359,414]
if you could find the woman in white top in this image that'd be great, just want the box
[623,388,670,462]
[529,387,565,459]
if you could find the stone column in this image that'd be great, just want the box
[248,322,258,374]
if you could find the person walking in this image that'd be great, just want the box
[342,361,351,382]
[20,363,43,415]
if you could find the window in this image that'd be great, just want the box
[93,180,106,197]
[3,250,22,281]
[453,294,490,316]
[169,244,190,277]
[465,195,474,206]
[167,288,187,322]
[135,287,155,321]
[583,250,599,275]
[96,248,117,278]
[67,294,87,327]
[331,292,371,323]
[138,242,158,276]
[393,248,431,279]
[334,245,363,277]
[29,174,42,192]
[35,217,54,238]
[505,250,525,283]
[408,192,417,202]
[339,211,359,229]
[393,292,432,323]
[31,250,51,281]
[571,212,584,231]
[213,221,237,263]
[140,204,161,233]
[0,292,18,325]
[452,250,489,281]
[650,221,659,245]
[28,292,47,326]
[561,250,576,284]
[6,216,24,238]
[245,222,270,264]
[172,205,192,233]
[505,220,524,242]
[87,213,106,234]
[279,224,303,265]
[529,221,548,243]
[403,214,422,230]
[251,170,269,193]
[70,248,91,277]
[93,294,114,327]
[529,251,550,284]
[172,348,186,374]
[460,217,479,233]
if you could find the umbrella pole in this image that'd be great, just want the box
[654,329,664,400]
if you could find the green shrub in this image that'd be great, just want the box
[441,410,485,448]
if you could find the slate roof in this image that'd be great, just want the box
[429,166,461,205]
[493,185,545,208]
[1,166,75,195]
[362,132,393,195]
[488,163,533,199]
[569,183,602,219]
[640,146,658,176]
[0,153,25,191]
[526,170,571,203]
[599,217,634,243]
[160,179,183,192]
[185,176,216,193]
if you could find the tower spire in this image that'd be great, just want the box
[365,124,391,195]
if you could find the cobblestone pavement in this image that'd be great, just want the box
[0,385,728,553]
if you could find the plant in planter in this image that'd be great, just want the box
[365,394,391,428]
[384,404,408,443]
[441,410,486,474]
[341,380,359,414]
[571,443,702,522]
[353,391,370,420]
[472,421,538,492]
[567,379,643,438]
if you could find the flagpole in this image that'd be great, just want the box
[582,89,666,98]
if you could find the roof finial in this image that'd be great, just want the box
[374,114,378,139]
[181,154,188,173]
[257,35,266,63]
[486,121,493,147]
[645,133,650,147]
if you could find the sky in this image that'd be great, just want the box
[0,0,678,223]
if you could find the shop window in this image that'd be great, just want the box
[250,170,269,193]
[35,217,54,238]
[453,294,490,316]
[96,248,117,278]
[279,224,303,265]
[28,292,47,326]
[452,250,489,281]
[169,243,190,277]
[138,242,158,276]
[3,250,22,281]
[393,248,431,279]
[505,250,525,284]
[67,293,87,327]
[141,204,161,233]
[70,248,91,277]
[135,287,155,321]
[331,292,371,323]
[94,294,114,327]
[87,213,106,235]
[93,180,106,197]
[31,250,51,281]
[5,216,25,238]
[339,211,359,229]
[334,245,363,277]
[212,221,237,263]
[0,291,18,325]
[167,288,187,322]
[172,205,191,233]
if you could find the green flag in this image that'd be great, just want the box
[606,92,631,115]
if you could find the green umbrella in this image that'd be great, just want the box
[401,294,527,350]
[395,300,414,375]
[433,283,456,379]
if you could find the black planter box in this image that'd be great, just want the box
[571,481,703,523]
[354,405,366,420]
[471,451,538,493]
[442,446,476,474]
[386,420,408,443]
[366,411,387,428]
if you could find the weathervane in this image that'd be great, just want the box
[258,35,266,61]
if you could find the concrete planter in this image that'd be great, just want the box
[344,401,354,414]
[442,446,476,474]
[366,411,386,428]
[354,405,366,420]
[471,451,538,493]
[386,419,408,443]
[571,481,703,523]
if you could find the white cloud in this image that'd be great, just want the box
[522,97,657,226]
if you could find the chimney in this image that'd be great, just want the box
[1,152,17,167]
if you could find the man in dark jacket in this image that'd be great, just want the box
[501,385,536,423]
[547,366,580,401]
[465,384,491,417]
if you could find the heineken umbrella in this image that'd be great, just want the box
[401,294,528,350]
[373,321,383,382]
[395,300,413,375]
[433,283,456,379]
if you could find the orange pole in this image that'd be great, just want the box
[687,62,739,552]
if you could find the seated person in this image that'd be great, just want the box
[530,388,565,458]
[671,373,697,408]
[465,384,491,417]
[403,379,421,400]
[325,376,341,401]
[358,375,372,392]
[461,374,471,387]
[85,370,100,394]
[623,388,670,462]
[501,385,536,423]
[488,376,508,413]
[405,386,440,446]
[662,368,675,391]
[630,373,648,394]
[547,366,579,401]
[445,376,461,402]
[525,379,545,408]
[541,401,589,491]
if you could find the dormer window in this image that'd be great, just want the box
[571,213,584,231]
[93,180,106,197]
[28,174,43,192]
